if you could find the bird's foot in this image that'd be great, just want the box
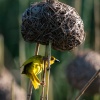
[40,81,46,87]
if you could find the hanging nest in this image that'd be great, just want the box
[66,50,100,94]
[21,0,85,51]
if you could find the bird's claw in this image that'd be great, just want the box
[47,67,51,71]
[40,81,46,86]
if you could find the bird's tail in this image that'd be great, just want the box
[29,73,40,89]
[31,79,40,89]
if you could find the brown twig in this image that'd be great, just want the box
[75,69,100,100]
[40,45,48,100]
[27,43,40,100]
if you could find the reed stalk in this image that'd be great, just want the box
[27,43,40,100]
[75,69,100,100]
[40,45,48,100]
[45,41,51,100]
[40,41,51,100]
[0,35,4,74]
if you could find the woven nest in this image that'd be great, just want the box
[66,50,100,94]
[21,0,85,51]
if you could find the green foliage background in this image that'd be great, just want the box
[0,0,100,100]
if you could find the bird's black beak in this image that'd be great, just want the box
[55,59,60,62]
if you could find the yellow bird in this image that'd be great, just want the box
[21,55,60,89]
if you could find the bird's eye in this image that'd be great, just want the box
[51,57,54,60]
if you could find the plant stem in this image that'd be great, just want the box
[45,41,51,100]
[27,43,40,100]
[75,69,100,100]
[11,79,14,100]
[40,45,48,100]
[0,35,4,70]
[40,42,51,100]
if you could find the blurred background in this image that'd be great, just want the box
[0,0,100,100]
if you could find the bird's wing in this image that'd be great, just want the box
[20,55,43,68]
[20,56,34,68]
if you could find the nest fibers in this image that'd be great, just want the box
[67,50,100,94]
[21,1,85,51]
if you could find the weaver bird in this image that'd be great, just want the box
[21,55,60,89]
